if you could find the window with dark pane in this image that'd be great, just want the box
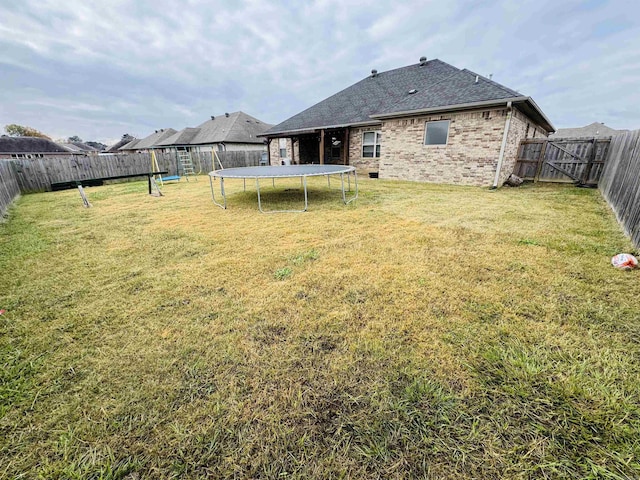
[424,120,450,145]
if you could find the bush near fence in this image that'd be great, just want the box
[599,129,640,248]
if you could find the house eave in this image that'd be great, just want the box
[260,120,382,138]
[370,96,555,132]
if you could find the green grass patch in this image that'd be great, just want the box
[0,177,639,478]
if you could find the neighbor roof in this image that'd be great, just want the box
[119,128,177,150]
[550,122,625,139]
[106,136,136,152]
[155,112,272,147]
[156,127,201,147]
[191,112,271,145]
[0,136,71,154]
[119,138,141,151]
[60,142,98,153]
[265,59,554,135]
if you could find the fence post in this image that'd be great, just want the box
[534,140,548,183]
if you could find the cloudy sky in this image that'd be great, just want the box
[0,0,638,145]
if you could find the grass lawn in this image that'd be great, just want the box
[1,176,639,479]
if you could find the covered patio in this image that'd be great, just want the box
[268,127,350,165]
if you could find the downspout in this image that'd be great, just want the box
[492,101,513,189]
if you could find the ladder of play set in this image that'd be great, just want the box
[178,150,196,181]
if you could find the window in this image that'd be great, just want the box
[279,138,287,158]
[424,120,450,145]
[362,131,381,158]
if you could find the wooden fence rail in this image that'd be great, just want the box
[0,160,21,217]
[8,150,263,193]
[599,129,640,248]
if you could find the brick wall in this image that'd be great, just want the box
[498,108,550,185]
[349,126,383,173]
[269,138,295,165]
[378,109,507,186]
[376,108,549,187]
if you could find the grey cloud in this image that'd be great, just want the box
[0,0,638,143]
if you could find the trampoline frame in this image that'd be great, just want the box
[208,165,358,213]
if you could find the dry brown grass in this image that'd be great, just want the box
[1,176,639,479]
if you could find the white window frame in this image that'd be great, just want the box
[278,138,287,158]
[424,120,450,146]
[362,131,381,158]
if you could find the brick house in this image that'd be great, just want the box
[262,57,554,187]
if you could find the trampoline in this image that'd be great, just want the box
[208,165,358,213]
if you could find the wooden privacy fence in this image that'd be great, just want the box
[9,150,263,193]
[599,129,640,248]
[513,137,610,186]
[0,160,21,217]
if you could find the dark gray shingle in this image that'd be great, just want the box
[265,59,551,135]
[0,136,71,153]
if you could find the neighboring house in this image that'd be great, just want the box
[0,136,71,158]
[550,122,626,139]
[262,57,555,187]
[105,134,137,153]
[155,112,271,154]
[59,141,99,154]
[119,128,177,153]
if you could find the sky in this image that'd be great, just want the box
[0,0,638,145]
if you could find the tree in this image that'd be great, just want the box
[4,124,51,140]
[68,135,83,142]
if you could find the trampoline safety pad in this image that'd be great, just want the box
[208,165,358,213]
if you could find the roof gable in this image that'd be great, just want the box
[121,128,177,150]
[550,122,624,139]
[191,111,271,145]
[106,136,136,152]
[156,127,201,146]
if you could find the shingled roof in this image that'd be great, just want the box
[60,141,98,153]
[156,127,201,147]
[0,136,71,154]
[119,128,177,150]
[265,58,553,136]
[106,135,136,152]
[155,112,272,147]
[191,112,271,145]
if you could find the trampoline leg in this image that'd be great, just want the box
[303,175,308,211]
[342,171,358,205]
[327,175,331,187]
[243,178,246,192]
[257,175,308,213]
[209,175,226,209]
[221,178,227,209]
[256,178,263,212]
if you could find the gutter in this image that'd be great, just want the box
[370,97,529,120]
[492,101,513,189]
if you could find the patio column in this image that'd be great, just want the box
[266,138,271,165]
[319,129,325,165]
[343,128,349,165]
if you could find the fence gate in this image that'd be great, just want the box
[513,137,611,186]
